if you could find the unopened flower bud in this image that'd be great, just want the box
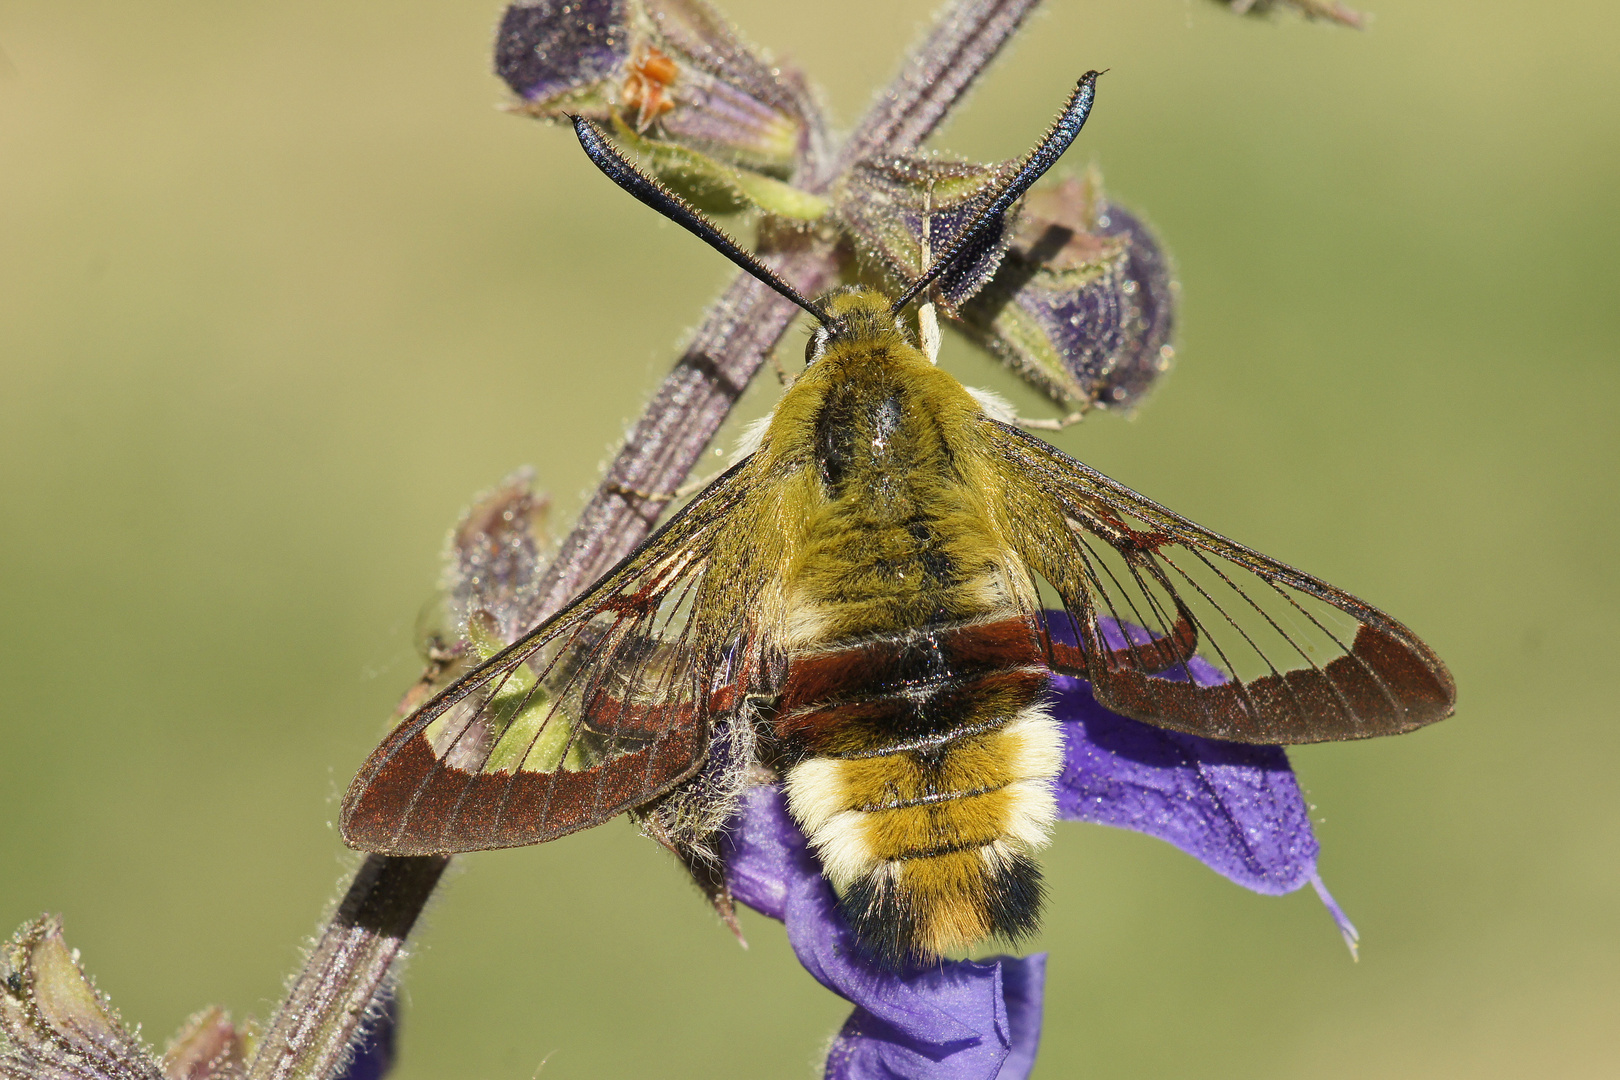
[958,171,1177,412]
[833,155,1016,316]
[496,0,823,178]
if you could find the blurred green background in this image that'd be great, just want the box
[2,1,1616,1076]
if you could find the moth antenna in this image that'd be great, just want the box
[571,117,827,324]
[890,70,1104,315]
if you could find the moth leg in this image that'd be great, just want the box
[769,348,796,388]
[638,811,747,946]
[966,385,1088,431]
[605,476,711,503]
[1015,408,1088,431]
[918,301,942,365]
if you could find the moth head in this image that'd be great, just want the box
[804,286,908,366]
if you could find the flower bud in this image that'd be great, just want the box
[442,467,552,648]
[957,171,1177,413]
[495,0,823,178]
[832,155,1016,316]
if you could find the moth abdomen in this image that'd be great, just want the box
[841,844,1046,971]
[780,619,1062,966]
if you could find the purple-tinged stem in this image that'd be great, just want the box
[246,856,447,1080]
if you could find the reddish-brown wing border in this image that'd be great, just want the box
[342,460,765,856]
[988,421,1455,744]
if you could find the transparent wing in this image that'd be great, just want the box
[342,459,777,855]
[987,422,1455,744]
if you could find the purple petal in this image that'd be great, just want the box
[1052,672,1320,893]
[992,954,1045,1080]
[1042,613,1324,895]
[1310,873,1362,957]
[725,787,1046,1080]
[822,955,1045,1080]
[1054,684,1362,956]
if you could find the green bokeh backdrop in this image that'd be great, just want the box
[2,1,1616,1076]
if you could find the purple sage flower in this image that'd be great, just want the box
[725,785,1047,1080]
[722,618,1354,1080]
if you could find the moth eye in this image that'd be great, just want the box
[805,325,831,366]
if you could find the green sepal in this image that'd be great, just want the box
[832,154,1018,315]
[2,915,167,1078]
[610,118,829,220]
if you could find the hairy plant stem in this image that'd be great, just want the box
[247,856,447,1080]
[243,2,1041,1076]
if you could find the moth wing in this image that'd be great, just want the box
[985,421,1455,744]
[342,459,777,855]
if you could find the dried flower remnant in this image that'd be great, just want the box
[162,1009,252,1080]
[496,0,825,178]
[1,916,166,1080]
[442,467,553,648]
[1218,0,1366,29]
[395,469,556,724]
[959,172,1177,413]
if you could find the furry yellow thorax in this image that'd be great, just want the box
[750,288,1021,647]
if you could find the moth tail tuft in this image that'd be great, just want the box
[841,846,1046,969]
